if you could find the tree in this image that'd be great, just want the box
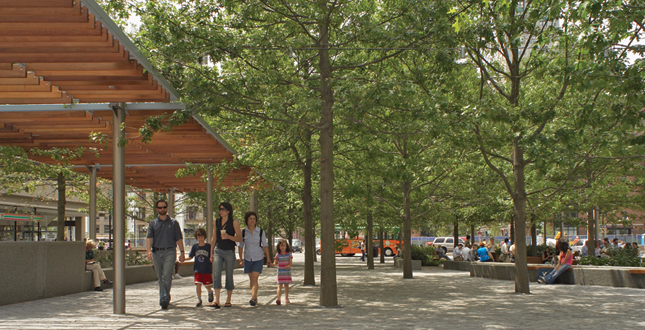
[123,0,453,306]
[448,0,645,293]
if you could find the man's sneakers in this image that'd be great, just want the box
[537,276,546,284]
[208,291,214,303]
[94,287,103,291]
[160,300,170,310]
[173,273,182,279]
[196,299,203,307]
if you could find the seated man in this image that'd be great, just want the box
[461,243,472,261]
[434,245,450,260]
[85,240,113,291]
[453,243,464,261]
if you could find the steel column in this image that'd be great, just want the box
[168,189,175,218]
[88,165,97,241]
[206,168,213,242]
[112,103,126,314]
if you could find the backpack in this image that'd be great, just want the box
[242,228,264,248]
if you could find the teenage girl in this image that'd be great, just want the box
[271,239,293,305]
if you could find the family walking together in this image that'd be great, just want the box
[146,200,293,310]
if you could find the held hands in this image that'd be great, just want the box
[239,259,243,266]
[209,255,214,263]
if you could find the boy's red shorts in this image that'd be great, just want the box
[194,272,212,285]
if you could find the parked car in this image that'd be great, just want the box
[430,237,465,252]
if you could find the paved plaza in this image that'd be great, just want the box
[1,254,644,329]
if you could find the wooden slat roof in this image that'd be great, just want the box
[0,0,254,191]
[0,106,252,192]
[0,0,179,104]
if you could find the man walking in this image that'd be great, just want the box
[147,199,185,309]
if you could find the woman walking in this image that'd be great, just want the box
[210,202,242,308]
[238,211,271,306]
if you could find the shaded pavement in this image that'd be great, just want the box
[1,253,644,329]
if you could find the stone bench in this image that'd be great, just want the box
[444,260,645,288]
[393,258,422,270]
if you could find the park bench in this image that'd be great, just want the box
[628,269,645,275]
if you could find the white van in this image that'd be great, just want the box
[431,237,465,252]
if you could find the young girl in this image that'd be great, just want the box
[271,239,293,305]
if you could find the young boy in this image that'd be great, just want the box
[186,228,213,307]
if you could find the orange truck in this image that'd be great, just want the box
[316,238,401,257]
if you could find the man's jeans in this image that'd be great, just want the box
[213,248,235,291]
[544,263,571,284]
[152,248,176,304]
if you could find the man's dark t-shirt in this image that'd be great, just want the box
[189,243,212,274]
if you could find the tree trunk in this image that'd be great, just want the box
[453,216,459,250]
[302,137,315,284]
[267,209,274,264]
[402,181,412,278]
[510,216,515,245]
[56,172,66,241]
[317,3,338,306]
[587,208,596,253]
[512,140,530,294]
[379,230,385,264]
[287,229,293,251]
[470,224,475,245]
[530,220,537,257]
[366,212,374,269]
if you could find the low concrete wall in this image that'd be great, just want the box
[443,260,645,288]
[393,258,422,270]
[0,241,204,306]
[0,241,86,306]
[443,260,473,272]
[82,263,195,291]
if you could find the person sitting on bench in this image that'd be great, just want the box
[538,241,573,284]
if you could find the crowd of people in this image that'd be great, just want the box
[438,237,517,264]
[444,235,642,285]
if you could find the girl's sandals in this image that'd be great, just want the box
[224,302,232,307]
[285,298,290,304]
[210,302,220,309]
[249,299,257,306]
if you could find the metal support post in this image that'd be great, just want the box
[88,165,98,241]
[206,168,213,242]
[112,103,126,314]
[168,189,175,218]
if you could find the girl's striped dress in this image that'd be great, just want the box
[275,253,292,284]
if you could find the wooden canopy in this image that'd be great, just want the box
[0,105,253,192]
[0,0,254,191]
[0,0,178,104]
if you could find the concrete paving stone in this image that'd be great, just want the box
[1,253,644,329]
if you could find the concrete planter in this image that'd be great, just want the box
[394,258,422,270]
[443,260,645,289]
